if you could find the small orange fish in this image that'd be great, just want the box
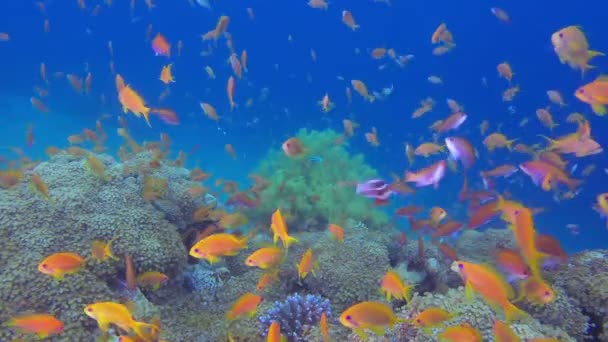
[410,307,452,332]
[256,269,279,292]
[282,137,305,157]
[320,312,330,342]
[7,314,64,339]
[318,93,334,113]
[497,62,514,82]
[159,63,175,84]
[575,75,608,115]
[516,276,555,305]
[536,108,558,130]
[451,260,526,322]
[351,79,373,102]
[30,173,50,200]
[339,301,401,340]
[91,238,118,262]
[266,321,283,342]
[342,10,359,30]
[227,75,236,110]
[0,32,10,41]
[414,142,445,157]
[491,7,511,24]
[328,223,344,242]
[136,271,168,290]
[380,270,413,302]
[226,292,262,321]
[438,323,483,342]
[225,144,236,159]
[270,209,298,249]
[493,320,520,342]
[546,90,566,107]
[38,252,85,280]
[365,127,380,147]
[429,206,447,227]
[189,233,248,264]
[308,0,328,10]
[483,133,516,151]
[152,33,171,57]
[246,246,284,269]
[118,81,151,127]
[297,248,318,280]
[200,102,220,121]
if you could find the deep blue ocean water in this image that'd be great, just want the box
[0,0,607,252]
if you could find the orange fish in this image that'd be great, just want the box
[159,63,175,84]
[438,323,483,342]
[7,314,64,339]
[318,93,334,113]
[494,248,531,281]
[136,271,168,290]
[270,209,298,249]
[551,26,603,74]
[575,75,608,115]
[91,238,118,262]
[339,301,401,340]
[451,260,526,322]
[536,108,558,130]
[152,33,171,56]
[282,137,305,157]
[225,144,236,159]
[365,127,380,147]
[297,248,318,280]
[200,102,220,121]
[308,0,329,10]
[266,321,284,342]
[342,10,359,30]
[483,133,516,151]
[404,160,447,189]
[30,173,50,200]
[593,192,608,228]
[491,7,511,24]
[66,74,83,94]
[118,81,151,127]
[516,276,555,305]
[410,307,452,332]
[350,79,373,102]
[497,62,514,82]
[546,90,566,107]
[519,160,581,191]
[256,269,279,292]
[38,252,85,280]
[203,15,230,41]
[84,302,158,339]
[245,246,284,269]
[189,233,248,263]
[429,206,447,227]
[319,312,330,342]
[493,320,520,342]
[226,292,262,321]
[328,223,344,242]
[380,269,413,302]
[0,32,10,41]
[227,75,236,110]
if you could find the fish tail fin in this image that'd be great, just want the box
[284,235,298,249]
[504,302,527,323]
[537,134,556,149]
[506,139,517,151]
[107,237,119,260]
[550,122,559,131]
[132,321,160,341]
[589,49,605,58]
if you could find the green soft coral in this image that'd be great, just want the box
[253,128,388,229]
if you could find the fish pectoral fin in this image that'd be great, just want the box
[592,104,606,116]
[353,328,368,341]
[369,326,386,336]
[464,282,475,301]
[541,174,553,191]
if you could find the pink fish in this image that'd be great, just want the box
[356,179,394,204]
[405,160,447,188]
[432,112,467,134]
[520,160,581,191]
[445,137,476,170]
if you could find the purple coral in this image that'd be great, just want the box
[258,293,332,342]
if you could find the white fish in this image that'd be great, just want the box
[195,0,212,9]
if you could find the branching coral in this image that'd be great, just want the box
[258,293,332,342]
[251,128,388,230]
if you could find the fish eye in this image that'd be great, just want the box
[194,248,199,253]
[559,32,564,38]
[41,263,48,269]
[514,210,520,216]
[346,315,352,321]
[544,291,551,296]
[248,259,253,263]
[458,263,464,269]
[578,89,584,94]
[416,319,422,324]
[86,307,93,312]
[604,195,608,200]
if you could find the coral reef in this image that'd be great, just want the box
[0,150,203,340]
[251,128,388,229]
[258,293,332,342]
[349,288,574,342]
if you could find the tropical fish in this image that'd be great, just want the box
[445,137,476,170]
[189,233,248,263]
[410,307,453,333]
[404,160,447,189]
[451,261,526,322]
[245,246,284,269]
[339,301,402,340]
[84,302,158,339]
[91,238,118,262]
[282,137,305,157]
[38,252,85,280]
[328,223,345,242]
[493,320,520,342]
[6,314,64,339]
[438,323,483,342]
[380,270,413,302]
[270,209,298,249]
[136,271,168,290]
[296,248,318,280]
[226,292,262,321]
[575,75,608,115]
[356,179,394,203]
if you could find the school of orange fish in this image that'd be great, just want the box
[2,0,608,341]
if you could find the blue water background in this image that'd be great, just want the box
[0,0,607,252]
